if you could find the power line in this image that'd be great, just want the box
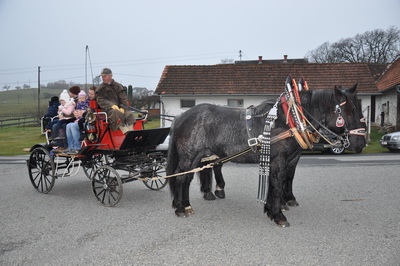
[0,51,238,87]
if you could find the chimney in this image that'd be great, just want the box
[283,55,288,63]
[258,56,263,64]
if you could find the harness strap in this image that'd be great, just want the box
[257,102,278,203]
[246,106,257,152]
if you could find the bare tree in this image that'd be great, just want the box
[306,26,400,63]
[306,42,342,63]
[2,84,10,91]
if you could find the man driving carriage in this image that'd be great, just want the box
[95,68,135,134]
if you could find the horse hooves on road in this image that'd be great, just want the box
[277,220,290,227]
[287,200,299,207]
[281,204,290,211]
[185,206,195,215]
[175,210,188,218]
[203,192,216,200]
[214,189,225,199]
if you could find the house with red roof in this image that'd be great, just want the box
[375,57,400,130]
[155,56,397,130]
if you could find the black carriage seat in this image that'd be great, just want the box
[119,127,170,151]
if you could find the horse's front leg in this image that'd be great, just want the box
[200,169,216,200]
[264,167,290,227]
[283,153,301,208]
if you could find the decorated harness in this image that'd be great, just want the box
[252,75,366,203]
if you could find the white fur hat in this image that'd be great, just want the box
[59,89,70,103]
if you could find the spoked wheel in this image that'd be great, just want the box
[82,153,109,180]
[142,157,168,190]
[27,147,55,193]
[92,165,123,206]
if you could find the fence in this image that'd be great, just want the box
[0,113,40,128]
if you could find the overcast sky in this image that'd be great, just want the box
[0,0,399,91]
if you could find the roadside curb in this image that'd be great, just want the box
[0,155,30,164]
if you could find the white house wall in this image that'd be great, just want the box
[160,94,373,128]
[375,89,397,126]
[160,95,278,127]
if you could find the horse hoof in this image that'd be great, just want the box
[203,192,216,200]
[276,220,290,227]
[214,189,225,199]
[287,200,299,207]
[175,210,188,218]
[281,204,290,211]
[185,206,195,215]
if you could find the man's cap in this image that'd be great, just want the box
[100,68,112,76]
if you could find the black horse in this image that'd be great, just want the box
[166,84,366,227]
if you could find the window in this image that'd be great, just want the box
[227,99,243,107]
[181,99,195,108]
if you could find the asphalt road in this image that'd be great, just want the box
[0,153,399,265]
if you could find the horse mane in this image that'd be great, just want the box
[302,89,335,115]
[253,99,277,115]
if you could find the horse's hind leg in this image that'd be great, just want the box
[171,173,194,217]
[200,169,216,200]
[182,173,195,215]
[213,165,225,199]
[170,176,187,217]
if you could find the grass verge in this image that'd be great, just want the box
[0,122,390,156]
[0,119,162,156]
[0,126,46,156]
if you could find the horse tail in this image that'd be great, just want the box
[166,126,178,176]
[166,120,181,201]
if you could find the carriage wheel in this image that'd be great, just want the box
[142,158,168,190]
[27,147,55,193]
[82,153,108,180]
[92,165,123,206]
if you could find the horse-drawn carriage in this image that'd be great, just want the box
[27,75,367,227]
[27,101,170,206]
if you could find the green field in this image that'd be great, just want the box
[0,87,58,115]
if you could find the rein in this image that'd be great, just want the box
[140,77,366,196]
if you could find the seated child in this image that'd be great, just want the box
[52,89,76,152]
[65,90,90,154]
[43,96,61,130]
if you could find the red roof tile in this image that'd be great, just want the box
[376,58,400,91]
[156,63,383,95]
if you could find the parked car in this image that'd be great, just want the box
[380,131,400,152]
[305,128,346,155]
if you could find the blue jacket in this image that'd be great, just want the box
[44,100,60,118]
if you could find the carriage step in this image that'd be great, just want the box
[56,153,85,158]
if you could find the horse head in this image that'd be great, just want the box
[324,84,367,153]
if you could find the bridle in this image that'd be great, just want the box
[332,100,366,148]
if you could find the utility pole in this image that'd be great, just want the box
[85,45,88,91]
[38,66,41,117]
